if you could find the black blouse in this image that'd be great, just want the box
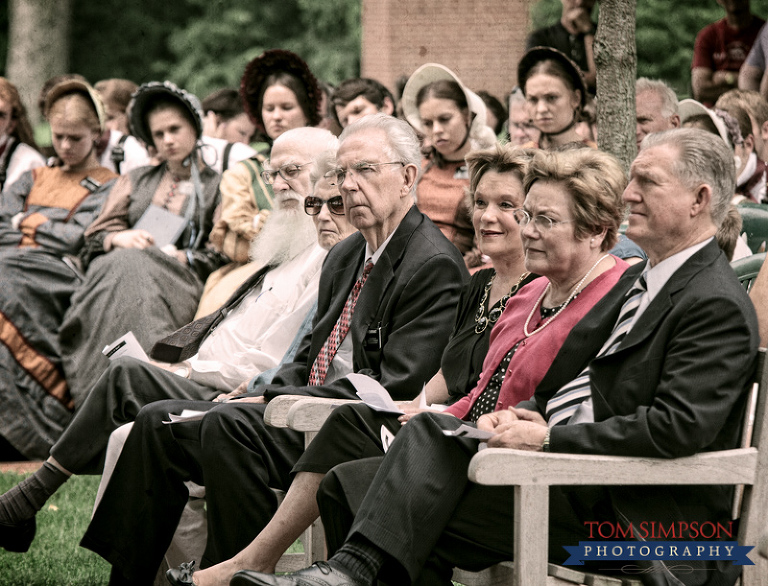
[442,268,537,405]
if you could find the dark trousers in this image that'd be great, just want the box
[317,412,603,586]
[50,356,218,474]
[292,402,401,476]
[80,398,305,585]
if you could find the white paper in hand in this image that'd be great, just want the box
[415,387,449,412]
[346,373,404,415]
[102,331,149,362]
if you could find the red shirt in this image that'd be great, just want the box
[692,17,765,72]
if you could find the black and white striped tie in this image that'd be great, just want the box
[545,272,648,427]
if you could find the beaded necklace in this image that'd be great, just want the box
[163,171,190,209]
[474,271,531,334]
[523,253,610,338]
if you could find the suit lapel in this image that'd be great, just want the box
[612,239,721,355]
[350,206,421,344]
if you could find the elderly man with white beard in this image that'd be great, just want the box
[0,127,351,553]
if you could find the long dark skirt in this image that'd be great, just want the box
[0,249,80,459]
[59,247,203,407]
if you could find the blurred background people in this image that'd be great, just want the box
[518,47,592,149]
[197,49,323,316]
[401,62,497,269]
[0,77,45,192]
[201,88,256,145]
[692,0,764,105]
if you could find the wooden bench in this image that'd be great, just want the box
[265,346,768,585]
[467,349,768,585]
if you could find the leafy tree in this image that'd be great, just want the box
[530,0,768,98]
[68,0,360,101]
[70,1,201,84]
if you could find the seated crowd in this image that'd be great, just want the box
[0,16,766,586]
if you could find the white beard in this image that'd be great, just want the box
[249,200,317,268]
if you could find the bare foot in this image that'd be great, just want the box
[192,557,275,586]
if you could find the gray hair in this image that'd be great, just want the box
[272,126,339,162]
[338,113,422,196]
[642,128,734,228]
[635,78,679,118]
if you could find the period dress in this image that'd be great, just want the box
[58,162,224,407]
[0,165,116,458]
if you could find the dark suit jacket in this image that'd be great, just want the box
[262,205,468,402]
[518,240,759,586]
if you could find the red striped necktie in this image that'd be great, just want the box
[308,259,374,385]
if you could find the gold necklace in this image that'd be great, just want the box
[523,253,610,338]
[475,271,531,334]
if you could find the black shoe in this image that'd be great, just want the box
[230,561,366,586]
[167,560,197,585]
[0,516,36,553]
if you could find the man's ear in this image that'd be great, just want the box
[381,97,395,116]
[401,163,418,197]
[669,114,681,129]
[692,183,713,218]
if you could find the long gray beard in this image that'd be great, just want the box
[249,206,317,268]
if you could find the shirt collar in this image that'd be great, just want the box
[644,237,713,304]
[365,227,397,267]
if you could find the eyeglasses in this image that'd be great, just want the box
[325,161,405,186]
[513,209,575,231]
[304,195,345,216]
[261,163,311,185]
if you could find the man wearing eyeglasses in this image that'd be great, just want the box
[77,114,468,584]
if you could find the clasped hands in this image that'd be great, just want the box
[477,407,548,450]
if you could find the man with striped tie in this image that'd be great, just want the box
[231,127,759,586]
[78,114,467,585]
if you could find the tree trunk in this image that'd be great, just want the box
[594,0,636,171]
[6,0,72,126]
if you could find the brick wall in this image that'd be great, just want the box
[361,0,538,104]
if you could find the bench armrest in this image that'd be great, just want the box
[468,447,758,486]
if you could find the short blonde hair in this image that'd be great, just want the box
[523,148,627,250]
[466,144,536,197]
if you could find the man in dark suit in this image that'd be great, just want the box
[232,129,759,586]
[78,114,468,585]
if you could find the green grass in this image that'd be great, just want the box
[0,472,110,585]
[0,472,458,585]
